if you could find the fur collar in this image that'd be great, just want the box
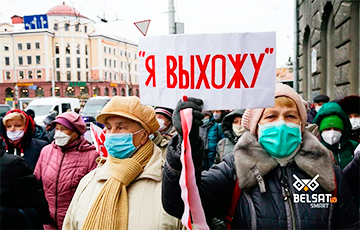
[233,130,335,192]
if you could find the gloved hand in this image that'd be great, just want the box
[172,97,204,148]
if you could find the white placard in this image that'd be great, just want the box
[139,32,276,110]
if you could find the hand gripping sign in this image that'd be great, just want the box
[179,96,209,230]
[139,32,276,111]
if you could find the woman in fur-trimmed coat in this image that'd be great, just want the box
[162,83,359,229]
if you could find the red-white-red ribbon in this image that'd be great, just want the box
[179,108,209,230]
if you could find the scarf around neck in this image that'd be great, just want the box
[82,139,154,230]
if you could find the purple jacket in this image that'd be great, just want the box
[34,136,99,230]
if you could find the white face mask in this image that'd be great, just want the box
[156,118,166,131]
[350,118,360,130]
[54,131,73,146]
[232,124,246,137]
[7,130,25,141]
[315,106,322,113]
[321,130,342,145]
[213,113,221,120]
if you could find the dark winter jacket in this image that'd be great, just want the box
[0,110,48,172]
[0,143,50,229]
[34,123,50,143]
[313,102,359,169]
[215,110,245,164]
[162,131,359,229]
[343,152,360,206]
[46,127,56,144]
[307,105,317,123]
[199,117,225,169]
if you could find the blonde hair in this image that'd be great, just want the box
[3,112,26,126]
[275,96,297,108]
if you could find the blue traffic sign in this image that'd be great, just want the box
[23,14,48,30]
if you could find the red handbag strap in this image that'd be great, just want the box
[225,179,241,230]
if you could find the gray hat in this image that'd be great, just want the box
[43,111,57,126]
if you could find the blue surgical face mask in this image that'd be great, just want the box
[258,120,302,158]
[104,129,143,159]
[202,118,210,124]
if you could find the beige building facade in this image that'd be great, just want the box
[0,2,139,107]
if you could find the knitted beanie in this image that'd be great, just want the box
[319,115,344,132]
[242,83,307,135]
[96,96,159,134]
[154,107,173,122]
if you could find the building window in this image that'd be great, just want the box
[121,61,123,69]
[128,52,131,58]
[135,64,137,71]
[18,56,23,65]
[113,48,116,55]
[76,43,80,54]
[105,72,107,80]
[66,57,71,68]
[85,45,88,55]
[77,71,81,81]
[67,71,71,81]
[56,58,60,68]
[35,42,40,49]
[27,56,32,65]
[26,42,31,50]
[84,25,87,33]
[28,70,33,79]
[124,51,127,57]
[19,71,24,80]
[120,50,122,56]
[108,47,111,53]
[86,72,89,81]
[135,53,137,59]
[121,74,124,81]
[4,44,9,51]
[77,57,80,68]
[85,58,89,68]
[36,55,41,64]
[65,43,70,54]
[56,71,60,81]
[75,23,79,32]
[5,57,10,66]
[109,59,111,67]
[104,46,106,53]
[36,70,42,79]
[5,71,11,80]
[109,72,112,80]
[17,43,22,50]
[55,43,59,54]
[54,23,58,31]
[114,73,117,80]
[114,60,116,68]
[65,23,69,31]
[104,58,107,66]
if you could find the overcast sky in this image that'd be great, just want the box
[0,0,295,67]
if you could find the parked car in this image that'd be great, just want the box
[81,96,110,129]
[0,104,11,120]
[26,97,80,127]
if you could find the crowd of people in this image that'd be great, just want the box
[0,83,359,229]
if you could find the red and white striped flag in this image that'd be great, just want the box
[90,122,108,158]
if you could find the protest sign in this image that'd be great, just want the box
[139,32,276,110]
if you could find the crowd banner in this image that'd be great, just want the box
[139,32,276,110]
